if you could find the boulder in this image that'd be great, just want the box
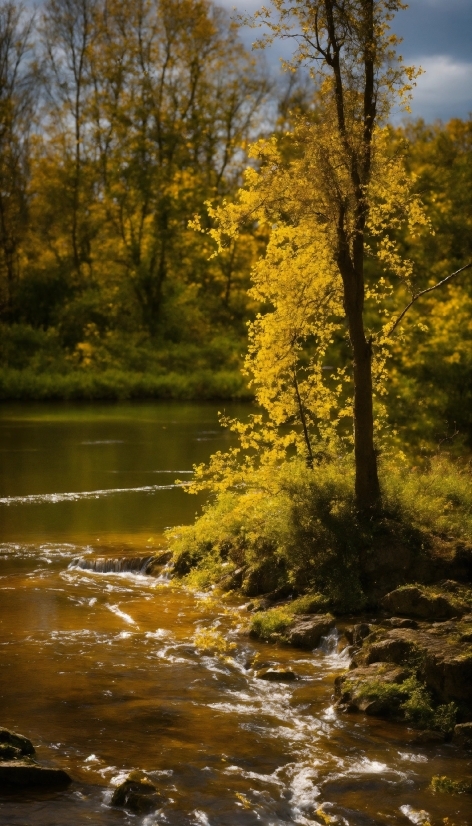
[0,761,71,790]
[381,585,468,620]
[255,668,298,682]
[352,623,372,646]
[286,614,335,650]
[335,663,409,717]
[111,770,162,814]
[0,727,35,756]
[359,627,472,710]
[453,723,472,749]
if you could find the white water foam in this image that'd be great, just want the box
[0,483,188,506]
[106,604,137,625]
[400,804,432,824]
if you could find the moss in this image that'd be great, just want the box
[430,776,472,795]
[347,675,458,733]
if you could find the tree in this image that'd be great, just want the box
[0,2,35,319]
[388,118,472,450]
[88,0,268,335]
[194,0,461,514]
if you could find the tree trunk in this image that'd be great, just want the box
[344,288,381,515]
[338,222,381,515]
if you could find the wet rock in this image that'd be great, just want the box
[255,668,298,682]
[0,761,72,790]
[111,770,162,814]
[452,723,472,749]
[381,585,468,620]
[285,614,335,650]
[0,728,35,757]
[145,551,173,576]
[0,744,22,761]
[411,730,446,744]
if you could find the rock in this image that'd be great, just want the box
[255,668,298,682]
[352,623,372,646]
[452,722,472,749]
[0,744,22,761]
[335,663,410,717]
[411,730,446,744]
[111,770,162,814]
[365,635,416,666]
[145,551,173,576]
[246,599,271,613]
[387,617,418,629]
[0,761,71,790]
[286,614,336,649]
[357,627,472,711]
[381,585,468,620]
[0,727,35,757]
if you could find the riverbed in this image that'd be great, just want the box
[0,402,470,825]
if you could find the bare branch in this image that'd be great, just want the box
[388,262,472,335]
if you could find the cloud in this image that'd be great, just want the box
[406,56,472,121]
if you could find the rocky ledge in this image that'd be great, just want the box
[334,582,472,740]
[0,727,72,791]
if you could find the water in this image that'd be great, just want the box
[0,403,471,825]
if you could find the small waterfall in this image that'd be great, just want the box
[68,555,156,574]
[319,627,350,665]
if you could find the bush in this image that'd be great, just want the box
[167,452,472,610]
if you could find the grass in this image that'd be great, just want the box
[347,674,458,733]
[167,452,472,611]
[249,594,331,640]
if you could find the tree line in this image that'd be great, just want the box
[0,0,269,346]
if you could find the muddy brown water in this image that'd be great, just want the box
[0,402,471,825]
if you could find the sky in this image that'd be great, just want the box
[221,0,472,123]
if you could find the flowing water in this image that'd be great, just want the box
[0,402,471,826]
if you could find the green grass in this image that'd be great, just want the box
[0,367,250,401]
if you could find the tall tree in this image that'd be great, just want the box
[0,2,35,319]
[196,1,453,514]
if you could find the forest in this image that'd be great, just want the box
[0,0,470,459]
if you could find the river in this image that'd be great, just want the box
[0,402,470,826]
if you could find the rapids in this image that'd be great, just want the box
[0,403,470,825]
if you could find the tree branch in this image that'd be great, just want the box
[388,262,472,336]
[292,368,314,469]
